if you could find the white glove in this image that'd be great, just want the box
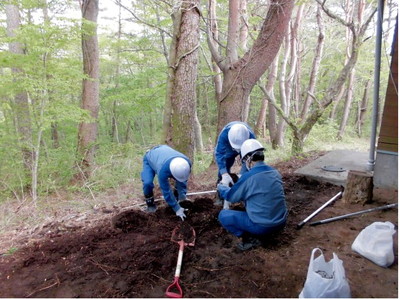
[221,173,234,186]
[223,200,231,210]
[176,207,187,221]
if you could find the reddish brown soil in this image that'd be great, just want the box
[0,151,397,298]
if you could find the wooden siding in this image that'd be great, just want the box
[377,21,398,153]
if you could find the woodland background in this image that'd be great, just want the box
[0,0,397,230]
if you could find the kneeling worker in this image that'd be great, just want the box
[217,139,287,251]
[141,145,191,221]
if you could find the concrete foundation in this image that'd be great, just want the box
[294,150,370,187]
[373,150,398,189]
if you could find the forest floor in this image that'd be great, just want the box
[0,151,398,298]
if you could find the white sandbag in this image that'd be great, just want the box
[299,248,351,298]
[351,221,396,267]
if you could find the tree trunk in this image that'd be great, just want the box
[239,0,250,121]
[337,68,356,139]
[77,0,100,180]
[208,0,294,134]
[163,0,200,161]
[239,0,248,53]
[329,0,353,121]
[6,3,33,189]
[207,0,223,147]
[275,32,291,148]
[356,77,372,136]
[194,111,203,152]
[111,4,122,143]
[256,57,278,142]
[300,5,324,121]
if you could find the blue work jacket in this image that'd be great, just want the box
[145,145,192,212]
[218,161,287,227]
[214,121,256,175]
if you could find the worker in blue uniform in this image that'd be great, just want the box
[141,145,191,220]
[214,121,256,186]
[217,139,288,251]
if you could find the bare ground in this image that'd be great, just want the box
[0,151,398,298]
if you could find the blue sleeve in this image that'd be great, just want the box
[158,170,180,212]
[175,180,187,200]
[217,183,230,200]
[215,129,229,174]
[226,181,247,203]
[217,180,245,204]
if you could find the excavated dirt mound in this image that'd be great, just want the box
[0,152,398,298]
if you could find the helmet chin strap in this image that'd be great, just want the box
[244,152,256,171]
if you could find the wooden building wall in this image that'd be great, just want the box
[377,20,398,153]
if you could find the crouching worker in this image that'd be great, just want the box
[217,139,288,251]
[215,121,256,186]
[141,145,191,221]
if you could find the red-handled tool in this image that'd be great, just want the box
[165,223,196,298]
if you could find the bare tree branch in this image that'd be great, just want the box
[113,0,172,38]
[258,83,298,133]
[315,0,354,34]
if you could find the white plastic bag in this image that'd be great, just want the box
[299,248,351,298]
[351,221,396,267]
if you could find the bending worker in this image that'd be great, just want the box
[141,145,191,220]
[215,121,256,185]
[217,139,288,251]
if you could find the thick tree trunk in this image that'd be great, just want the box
[214,0,294,133]
[239,0,250,121]
[77,0,100,179]
[163,0,200,161]
[6,4,33,186]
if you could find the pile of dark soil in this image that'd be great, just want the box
[0,151,397,298]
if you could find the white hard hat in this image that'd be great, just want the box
[228,123,250,150]
[169,157,191,182]
[240,139,264,160]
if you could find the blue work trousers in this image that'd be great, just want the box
[218,210,285,237]
[141,155,156,197]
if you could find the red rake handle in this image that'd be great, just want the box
[165,240,185,298]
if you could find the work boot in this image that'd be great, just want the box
[145,196,157,213]
[236,234,262,251]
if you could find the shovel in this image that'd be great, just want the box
[165,222,196,298]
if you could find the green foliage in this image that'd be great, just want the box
[193,149,214,175]
[305,121,369,152]
[86,142,145,192]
